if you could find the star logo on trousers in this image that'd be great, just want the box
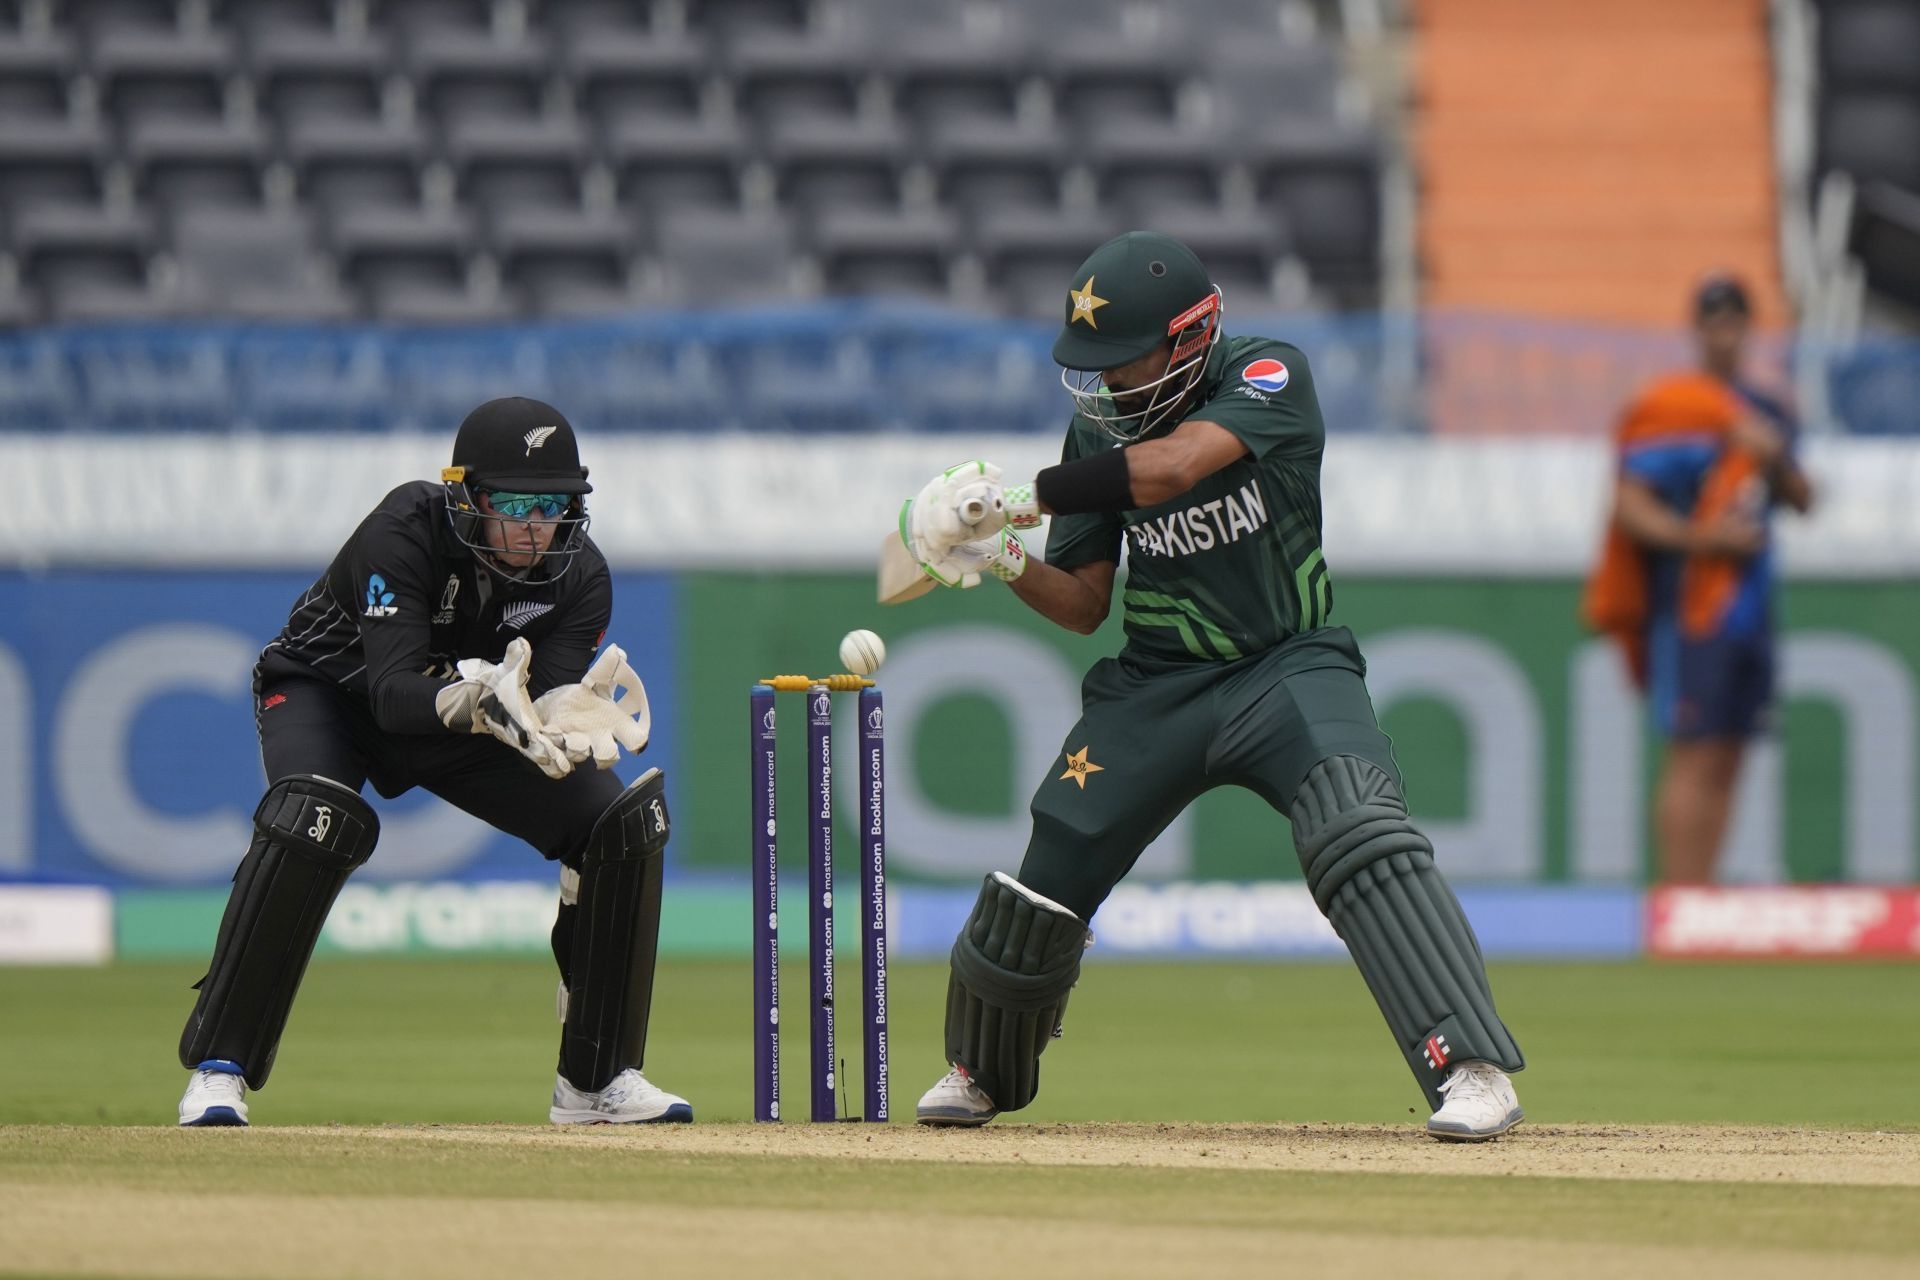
[1059,746,1104,789]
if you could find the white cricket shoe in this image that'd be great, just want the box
[915,1065,999,1127]
[178,1062,249,1127]
[550,1068,692,1124]
[1426,1060,1523,1141]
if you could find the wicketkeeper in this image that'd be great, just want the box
[899,233,1527,1140]
[176,397,689,1127]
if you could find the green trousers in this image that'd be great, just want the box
[1017,626,1396,920]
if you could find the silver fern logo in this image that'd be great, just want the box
[523,425,558,455]
[500,602,555,631]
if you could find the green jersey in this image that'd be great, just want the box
[1044,334,1333,666]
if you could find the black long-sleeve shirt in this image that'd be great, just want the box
[254,481,611,733]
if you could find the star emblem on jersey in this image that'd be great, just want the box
[1059,746,1104,789]
[1067,276,1109,328]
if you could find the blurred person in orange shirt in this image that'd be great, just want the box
[1584,276,1814,883]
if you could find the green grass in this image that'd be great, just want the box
[4,957,1918,1128]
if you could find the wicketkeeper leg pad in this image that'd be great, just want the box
[179,775,378,1088]
[1291,755,1525,1109]
[559,767,669,1093]
[945,871,1089,1113]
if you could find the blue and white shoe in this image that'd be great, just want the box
[178,1061,249,1127]
[915,1065,999,1127]
[1426,1061,1523,1141]
[550,1068,692,1124]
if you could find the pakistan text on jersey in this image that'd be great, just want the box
[1126,480,1269,559]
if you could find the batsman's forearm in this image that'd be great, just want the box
[1007,559,1108,635]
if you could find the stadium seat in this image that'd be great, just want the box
[1205,32,1346,132]
[367,0,494,36]
[15,202,156,307]
[210,0,336,37]
[64,0,176,39]
[287,116,430,216]
[493,205,636,315]
[406,28,552,124]
[974,207,1121,316]
[445,114,590,214]
[1819,0,1920,93]
[886,16,1029,130]
[126,116,267,216]
[1820,92,1920,192]
[926,116,1068,218]
[724,23,869,125]
[766,113,906,217]
[0,284,40,330]
[367,278,518,322]
[651,207,800,305]
[1085,118,1230,215]
[607,114,746,214]
[564,26,707,128]
[812,206,959,298]
[91,26,235,127]
[1251,121,1380,303]
[252,27,393,126]
[536,0,654,38]
[1035,14,1195,130]
[0,30,77,119]
[1848,179,1920,313]
[683,0,809,32]
[332,203,477,305]
[172,207,355,319]
[0,118,108,219]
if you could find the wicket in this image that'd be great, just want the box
[750,676,888,1122]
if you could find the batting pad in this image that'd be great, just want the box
[945,871,1089,1113]
[1291,755,1524,1110]
[560,767,669,1093]
[179,775,378,1088]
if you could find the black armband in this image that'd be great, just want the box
[1035,447,1134,515]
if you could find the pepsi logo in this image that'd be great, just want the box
[1241,358,1290,393]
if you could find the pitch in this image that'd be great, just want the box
[2,958,1916,1277]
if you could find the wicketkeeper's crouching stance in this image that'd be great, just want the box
[898,233,1526,1140]
[177,397,690,1127]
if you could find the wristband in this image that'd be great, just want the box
[1002,483,1043,529]
[1034,447,1134,515]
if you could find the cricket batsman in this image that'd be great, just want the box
[176,397,690,1127]
[898,232,1526,1140]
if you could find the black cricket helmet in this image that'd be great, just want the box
[1052,231,1223,441]
[441,397,592,583]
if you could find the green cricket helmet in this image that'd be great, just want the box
[1051,231,1222,442]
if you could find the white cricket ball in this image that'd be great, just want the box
[839,628,886,676]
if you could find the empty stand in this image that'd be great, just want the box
[172,207,355,318]
[0,0,1377,323]
[252,27,392,125]
[813,206,958,298]
[288,115,430,215]
[565,26,706,126]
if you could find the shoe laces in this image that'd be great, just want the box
[598,1069,655,1107]
[1437,1061,1498,1104]
[196,1068,242,1093]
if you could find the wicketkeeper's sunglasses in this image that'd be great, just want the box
[486,491,573,519]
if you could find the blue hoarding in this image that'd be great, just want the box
[0,570,679,887]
